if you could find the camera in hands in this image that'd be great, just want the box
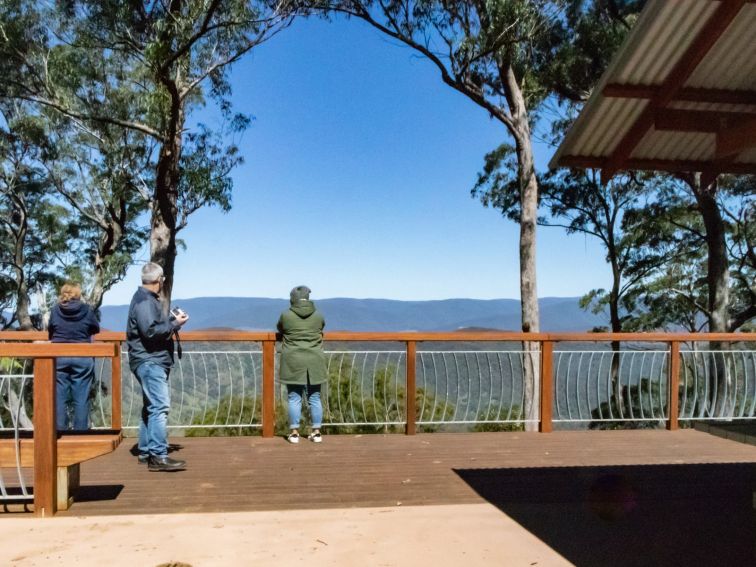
[170,306,187,319]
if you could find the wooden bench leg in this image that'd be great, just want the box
[56,464,80,511]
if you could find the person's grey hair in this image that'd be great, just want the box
[141,262,164,284]
[290,285,311,303]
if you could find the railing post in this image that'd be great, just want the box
[667,341,680,431]
[33,357,57,517]
[539,341,554,433]
[111,341,122,430]
[405,341,416,435]
[262,339,276,438]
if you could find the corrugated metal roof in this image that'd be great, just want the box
[614,0,718,86]
[631,129,715,161]
[687,4,756,90]
[552,0,756,174]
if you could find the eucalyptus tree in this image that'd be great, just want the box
[0,103,69,329]
[319,0,579,337]
[620,175,755,334]
[307,0,576,428]
[45,119,152,310]
[2,0,295,305]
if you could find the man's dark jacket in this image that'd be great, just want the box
[126,287,179,372]
[48,300,100,343]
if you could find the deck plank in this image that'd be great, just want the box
[44,429,756,516]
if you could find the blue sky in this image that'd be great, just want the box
[102,16,609,306]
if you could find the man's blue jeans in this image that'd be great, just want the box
[55,357,95,430]
[287,382,323,430]
[134,362,171,457]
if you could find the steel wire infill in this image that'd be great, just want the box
[87,342,756,432]
[117,351,264,432]
[415,351,536,428]
[553,350,670,425]
[0,358,33,502]
[679,350,756,421]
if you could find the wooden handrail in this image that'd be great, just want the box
[0,343,117,357]
[1,331,753,342]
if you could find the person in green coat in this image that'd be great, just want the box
[277,285,327,443]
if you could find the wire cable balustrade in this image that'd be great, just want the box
[553,348,671,425]
[2,332,755,436]
[679,350,756,421]
[0,359,34,502]
[117,350,264,432]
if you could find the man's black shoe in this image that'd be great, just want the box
[148,456,187,472]
[137,454,149,465]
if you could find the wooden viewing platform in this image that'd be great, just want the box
[45,429,756,515]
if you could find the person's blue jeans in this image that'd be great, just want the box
[134,362,171,457]
[287,382,322,430]
[55,357,95,430]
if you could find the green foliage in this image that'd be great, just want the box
[544,1,644,106]
[185,394,263,437]
[0,102,72,328]
[589,378,664,430]
[472,404,524,432]
[0,357,33,428]
[616,175,755,332]
[1,0,293,303]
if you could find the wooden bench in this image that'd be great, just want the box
[0,342,120,516]
[0,432,122,510]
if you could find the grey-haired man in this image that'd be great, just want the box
[127,262,189,471]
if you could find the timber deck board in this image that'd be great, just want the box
[44,429,756,516]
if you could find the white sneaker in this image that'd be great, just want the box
[308,432,322,443]
[287,432,300,444]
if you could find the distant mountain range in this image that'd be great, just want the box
[99,296,608,332]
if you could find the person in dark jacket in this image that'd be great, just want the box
[277,285,327,443]
[48,282,100,430]
[127,262,189,471]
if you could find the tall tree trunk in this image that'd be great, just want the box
[89,202,127,312]
[608,242,623,417]
[151,138,181,312]
[150,75,184,311]
[690,175,730,417]
[507,76,540,431]
[12,199,33,330]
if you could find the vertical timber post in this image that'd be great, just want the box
[262,339,276,438]
[405,341,416,435]
[33,358,57,517]
[539,341,554,433]
[111,342,122,430]
[667,341,680,431]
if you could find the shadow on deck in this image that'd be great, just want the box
[456,462,756,566]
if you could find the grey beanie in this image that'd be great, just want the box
[290,285,311,303]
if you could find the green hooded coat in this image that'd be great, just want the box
[277,300,327,385]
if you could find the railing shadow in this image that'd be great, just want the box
[454,463,756,567]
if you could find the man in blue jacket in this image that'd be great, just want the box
[127,262,189,471]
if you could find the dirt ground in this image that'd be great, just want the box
[0,503,570,567]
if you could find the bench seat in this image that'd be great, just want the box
[0,432,122,468]
[0,432,122,511]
